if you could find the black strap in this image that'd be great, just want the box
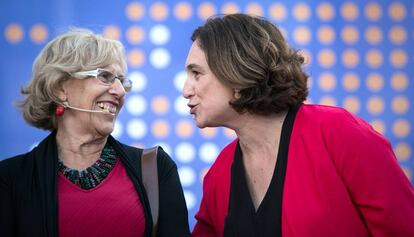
[141,146,159,237]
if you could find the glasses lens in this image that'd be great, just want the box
[97,70,115,84]
[122,79,133,92]
[96,69,132,92]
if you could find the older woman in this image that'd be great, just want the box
[183,14,414,237]
[0,29,190,237]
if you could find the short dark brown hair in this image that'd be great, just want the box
[191,13,308,115]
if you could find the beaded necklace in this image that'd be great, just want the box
[58,145,118,190]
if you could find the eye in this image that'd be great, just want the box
[97,70,115,83]
[117,75,126,83]
[192,70,201,79]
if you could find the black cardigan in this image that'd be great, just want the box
[0,132,190,237]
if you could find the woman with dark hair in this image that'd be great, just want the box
[0,28,190,237]
[183,14,414,237]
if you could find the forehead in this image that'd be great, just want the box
[185,41,208,68]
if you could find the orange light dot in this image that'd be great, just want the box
[317,25,335,44]
[341,25,359,44]
[389,26,407,45]
[5,23,24,43]
[152,120,170,138]
[342,49,359,68]
[394,142,411,161]
[293,26,311,45]
[342,72,360,92]
[318,72,336,91]
[343,96,360,114]
[389,49,407,68]
[125,2,145,21]
[391,96,409,114]
[365,49,383,68]
[174,2,193,21]
[293,3,311,22]
[126,26,145,44]
[197,2,216,20]
[317,2,335,21]
[365,2,382,21]
[317,49,336,68]
[245,3,263,16]
[269,3,287,22]
[221,2,240,14]
[319,96,337,106]
[128,49,146,67]
[392,119,410,138]
[365,26,383,45]
[200,127,218,138]
[103,25,121,40]
[366,73,384,91]
[150,2,169,21]
[370,119,386,134]
[151,95,170,115]
[390,73,408,91]
[176,119,194,138]
[389,2,406,21]
[367,96,385,115]
[30,24,48,44]
[341,2,359,21]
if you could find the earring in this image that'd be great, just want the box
[234,89,241,99]
[55,104,65,116]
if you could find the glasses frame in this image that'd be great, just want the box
[71,68,132,92]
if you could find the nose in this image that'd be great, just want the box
[109,79,126,97]
[182,77,194,99]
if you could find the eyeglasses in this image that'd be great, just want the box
[71,68,132,92]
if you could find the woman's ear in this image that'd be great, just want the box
[54,81,67,102]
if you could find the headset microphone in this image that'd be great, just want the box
[62,101,110,113]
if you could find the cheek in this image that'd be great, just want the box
[119,97,125,109]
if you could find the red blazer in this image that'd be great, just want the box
[192,104,414,237]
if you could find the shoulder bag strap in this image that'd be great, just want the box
[141,146,159,237]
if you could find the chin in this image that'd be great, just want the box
[196,123,207,129]
[97,125,114,136]
[195,118,206,128]
[196,120,216,129]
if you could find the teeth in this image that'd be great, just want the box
[97,102,117,113]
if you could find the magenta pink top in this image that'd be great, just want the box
[58,159,145,237]
[192,104,414,237]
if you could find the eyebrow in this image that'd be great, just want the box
[185,63,202,72]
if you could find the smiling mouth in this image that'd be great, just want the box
[97,102,117,114]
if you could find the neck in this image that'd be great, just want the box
[56,127,108,171]
[231,111,287,160]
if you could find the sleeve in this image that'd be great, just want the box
[192,170,217,237]
[325,110,414,237]
[156,148,191,237]
[0,159,15,237]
